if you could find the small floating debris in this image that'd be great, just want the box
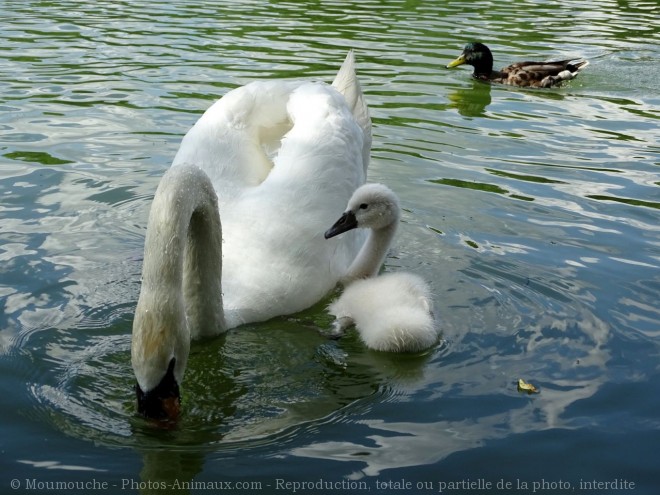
[517,378,539,394]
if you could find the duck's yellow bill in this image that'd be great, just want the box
[446,54,467,68]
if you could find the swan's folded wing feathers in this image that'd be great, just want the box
[219,82,369,321]
[172,81,299,204]
[175,58,370,328]
[267,83,366,187]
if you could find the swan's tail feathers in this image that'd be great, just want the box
[333,50,372,174]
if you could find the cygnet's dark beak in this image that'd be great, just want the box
[325,211,358,239]
[136,358,181,421]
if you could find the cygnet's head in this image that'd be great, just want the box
[325,183,400,238]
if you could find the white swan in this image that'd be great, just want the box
[131,52,371,419]
[324,183,437,353]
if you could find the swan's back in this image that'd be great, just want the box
[172,52,371,327]
[173,51,370,205]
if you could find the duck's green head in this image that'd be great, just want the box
[447,42,494,75]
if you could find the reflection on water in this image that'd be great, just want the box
[20,306,441,489]
[292,294,613,476]
[1,0,660,491]
[22,302,435,447]
[447,81,492,117]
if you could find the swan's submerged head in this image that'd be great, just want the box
[131,287,190,422]
[131,306,187,421]
[135,358,181,421]
[324,183,400,238]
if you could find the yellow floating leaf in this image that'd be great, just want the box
[517,378,539,394]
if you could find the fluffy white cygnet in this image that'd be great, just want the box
[328,271,436,352]
[325,183,437,352]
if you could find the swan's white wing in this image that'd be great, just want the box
[172,80,300,206]
[221,82,367,326]
[173,52,371,205]
[171,54,370,328]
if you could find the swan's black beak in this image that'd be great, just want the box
[136,358,181,421]
[325,211,358,239]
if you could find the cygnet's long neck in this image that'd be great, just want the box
[132,165,225,392]
[343,221,398,283]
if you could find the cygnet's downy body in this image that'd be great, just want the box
[324,183,437,352]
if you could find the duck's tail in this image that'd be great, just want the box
[542,59,589,87]
[569,59,590,72]
[332,50,372,174]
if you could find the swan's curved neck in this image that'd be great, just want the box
[144,165,225,336]
[132,165,225,392]
[343,222,397,283]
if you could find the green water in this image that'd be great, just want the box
[1,1,659,494]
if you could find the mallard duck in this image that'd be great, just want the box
[446,42,589,88]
